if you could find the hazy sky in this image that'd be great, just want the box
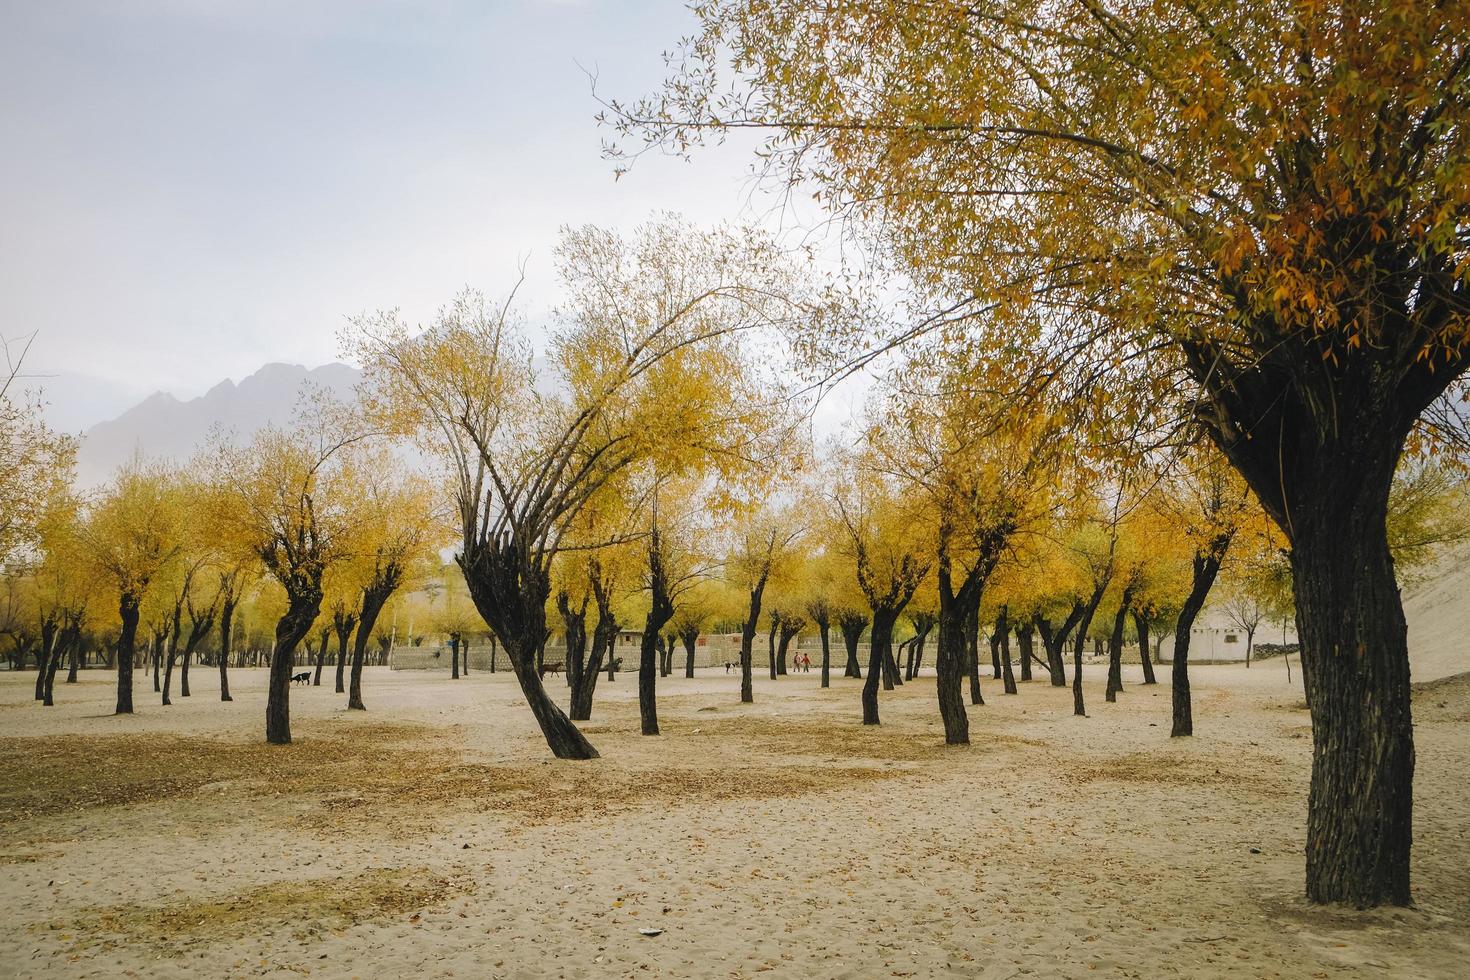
[2,1,796,432]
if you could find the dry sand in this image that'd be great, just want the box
[1,659,1467,979]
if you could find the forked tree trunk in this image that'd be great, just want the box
[572,607,613,721]
[876,643,899,690]
[34,620,57,700]
[1171,535,1230,738]
[776,623,799,678]
[862,610,898,725]
[349,588,392,712]
[1071,585,1107,717]
[266,593,322,744]
[42,628,70,706]
[996,607,1016,695]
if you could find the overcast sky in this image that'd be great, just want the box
[2,1,805,432]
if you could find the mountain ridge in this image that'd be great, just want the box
[76,361,362,486]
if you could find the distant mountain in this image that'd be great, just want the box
[76,361,361,486]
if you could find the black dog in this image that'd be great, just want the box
[292,672,311,685]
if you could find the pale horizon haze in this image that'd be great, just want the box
[1,1,794,434]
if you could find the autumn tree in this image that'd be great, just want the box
[209,405,366,743]
[81,458,183,714]
[830,465,929,726]
[351,219,819,758]
[615,0,1470,906]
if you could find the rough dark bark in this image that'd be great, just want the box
[41,625,72,706]
[935,597,970,744]
[775,620,800,678]
[816,618,832,687]
[218,595,237,702]
[681,623,699,679]
[862,610,898,725]
[1171,534,1230,738]
[1072,583,1108,718]
[333,608,356,695]
[34,617,58,700]
[996,607,1016,695]
[571,575,614,721]
[115,593,141,714]
[638,528,675,737]
[349,584,393,712]
[1016,622,1035,682]
[838,612,866,678]
[1132,608,1157,685]
[1105,588,1134,703]
[767,615,780,680]
[559,591,589,701]
[964,600,984,706]
[739,575,768,704]
[458,536,599,760]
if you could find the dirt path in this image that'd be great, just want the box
[1,660,1465,978]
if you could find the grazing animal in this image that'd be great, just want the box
[292,672,311,685]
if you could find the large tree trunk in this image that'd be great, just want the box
[740,578,767,704]
[1292,502,1412,907]
[1106,589,1134,703]
[1016,622,1036,682]
[838,614,866,678]
[861,610,897,725]
[776,623,799,678]
[817,619,832,687]
[161,637,177,706]
[964,601,984,706]
[41,627,70,706]
[571,608,611,721]
[882,638,903,689]
[218,598,236,702]
[65,635,79,684]
[34,620,57,700]
[1171,535,1230,737]
[996,607,1016,695]
[1132,609,1156,685]
[266,593,322,745]
[115,595,141,714]
[766,617,779,680]
[349,589,391,712]
[1071,585,1107,717]
[681,624,699,679]
[935,597,969,744]
[333,617,353,695]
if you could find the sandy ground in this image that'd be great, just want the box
[1,658,1467,980]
